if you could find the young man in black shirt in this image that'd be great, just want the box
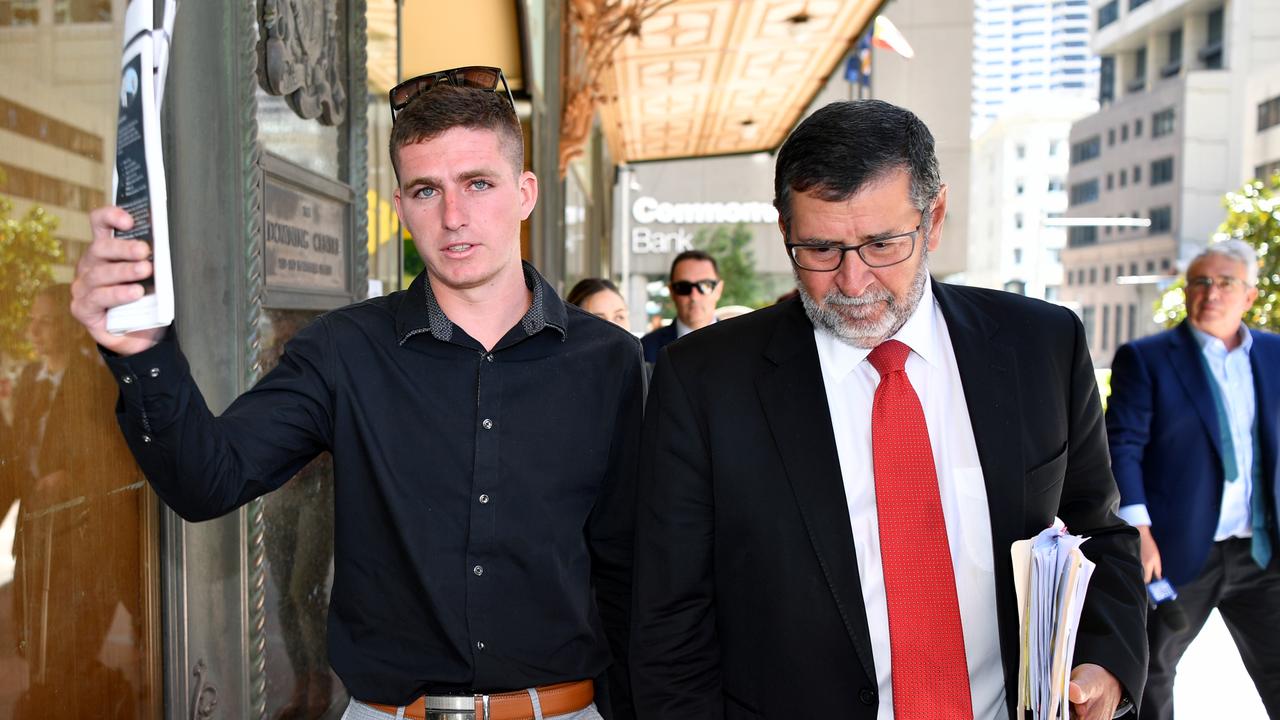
[71,69,643,720]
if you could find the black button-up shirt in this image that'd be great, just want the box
[102,263,645,711]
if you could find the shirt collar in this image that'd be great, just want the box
[813,279,940,380]
[397,261,567,346]
[1189,322,1252,357]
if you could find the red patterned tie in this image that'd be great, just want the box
[867,339,973,719]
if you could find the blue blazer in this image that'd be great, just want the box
[640,323,678,364]
[1106,321,1280,587]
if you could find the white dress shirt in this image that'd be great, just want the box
[813,281,1007,720]
[1117,326,1256,541]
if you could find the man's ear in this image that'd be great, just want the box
[518,171,538,221]
[926,184,948,253]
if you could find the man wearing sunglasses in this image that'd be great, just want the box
[70,67,642,720]
[1107,241,1280,720]
[632,99,1147,720]
[639,250,724,363]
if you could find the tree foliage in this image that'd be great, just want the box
[1156,173,1280,330]
[695,222,765,308]
[0,186,62,361]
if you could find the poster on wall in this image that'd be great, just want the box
[106,0,178,335]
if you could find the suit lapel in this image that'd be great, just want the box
[933,284,1023,553]
[755,300,877,687]
[933,283,1023,716]
[1169,322,1225,461]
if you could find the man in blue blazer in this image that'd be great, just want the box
[640,250,723,363]
[1107,240,1280,719]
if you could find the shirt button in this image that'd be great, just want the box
[485,353,494,362]
[859,688,877,706]
[476,641,485,651]
[481,418,494,430]
[479,494,490,504]
[149,367,161,378]
[122,375,134,384]
[141,434,153,444]
[472,565,484,576]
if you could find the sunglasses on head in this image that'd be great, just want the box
[388,65,516,121]
[671,279,720,296]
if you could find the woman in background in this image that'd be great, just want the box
[566,278,630,330]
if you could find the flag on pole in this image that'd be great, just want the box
[844,29,873,88]
[872,15,914,59]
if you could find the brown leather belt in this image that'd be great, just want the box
[368,679,593,720]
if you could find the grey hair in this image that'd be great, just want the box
[1192,240,1259,285]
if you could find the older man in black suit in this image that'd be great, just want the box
[631,100,1147,720]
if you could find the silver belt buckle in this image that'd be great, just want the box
[423,693,490,720]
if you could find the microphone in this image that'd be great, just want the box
[1147,578,1189,632]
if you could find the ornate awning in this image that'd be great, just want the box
[582,0,881,164]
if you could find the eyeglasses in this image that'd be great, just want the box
[786,219,923,272]
[389,65,515,121]
[1186,275,1249,293]
[671,279,720,296]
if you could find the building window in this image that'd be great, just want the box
[1067,272,1074,286]
[1106,173,1114,190]
[1128,304,1137,342]
[1114,304,1124,348]
[1129,47,1147,93]
[1083,306,1097,347]
[1162,28,1183,78]
[1201,6,1224,69]
[1104,266,1112,283]
[1100,55,1116,105]
[1089,267,1098,284]
[1048,177,1065,192]
[1102,305,1110,351]
[1016,143,1027,159]
[1049,139,1062,156]
[1161,257,1172,270]
[1258,95,1280,133]
[1016,180,1026,195]
[1116,264,1125,278]
[1120,168,1128,187]
[1257,159,1280,182]
[1015,212,1025,229]
[1153,107,1176,137]
[1014,248,1024,264]
[1121,123,1129,142]
[1151,156,1174,185]
[1097,0,1119,29]
[1069,179,1100,204]
[1071,136,1102,163]
[1134,118,1143,137]
[1133,164,1142,183]
[0,1,40,25]
[1068,226,1098,246]
[1130,262,1138,276]
[1108,128,1116,146]
[1130,0,1150,9]
[1149,205,1172,234]
[1045,285,1060,301]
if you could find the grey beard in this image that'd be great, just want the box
[797,252,930,349]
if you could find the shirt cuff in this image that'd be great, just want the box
[99,337,190,432]
[1117,504,1151,528]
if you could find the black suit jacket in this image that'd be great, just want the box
[631,283,1147,719]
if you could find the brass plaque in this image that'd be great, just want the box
[263,177,348,293]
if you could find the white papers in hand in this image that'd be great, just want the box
[106,0,177,335]
[1012,518,1097,720]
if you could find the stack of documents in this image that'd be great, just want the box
[1012,519,1097,720]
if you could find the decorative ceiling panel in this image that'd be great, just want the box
[599,0,881,163]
